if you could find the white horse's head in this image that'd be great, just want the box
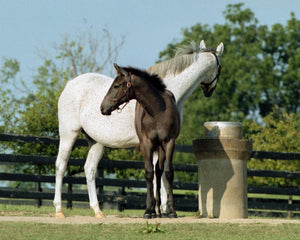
[147,40,224,101]
[198,40,224,97]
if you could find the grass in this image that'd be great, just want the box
[0,204,196,218]
[0,205,299,240]
[0,221,299,240]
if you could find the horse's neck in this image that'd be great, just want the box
[133,82,165,117]
[164,54,215,106]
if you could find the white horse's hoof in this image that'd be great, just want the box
[95,211,105,218]
[54,211,66,218]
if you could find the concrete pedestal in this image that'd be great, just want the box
[193,122,252,219]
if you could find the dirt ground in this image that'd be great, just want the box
[0,215,299,225]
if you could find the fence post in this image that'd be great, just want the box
[35,167,42,208]
[35,181,42,208]
[287,195,292,218]
[97,163,104,208]
[67,181,73,209]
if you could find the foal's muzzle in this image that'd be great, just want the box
[101,106,112,115]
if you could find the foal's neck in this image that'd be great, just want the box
[134,80,166,117]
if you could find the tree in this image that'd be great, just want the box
[244,108,300,187]
[162,3,300,184]
[1,27,125,136]
[0,28,125,186]
[158,3,300,144]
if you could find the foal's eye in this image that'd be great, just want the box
[113,84,120,89]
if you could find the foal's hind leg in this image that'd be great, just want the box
[53,131,79,218]
[155,146,166,217]
[141,141,156,219]
[84,141,105,218]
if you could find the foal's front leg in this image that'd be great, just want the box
[141,142,156,219]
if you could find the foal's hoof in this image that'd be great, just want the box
[95,211,106,218]
[143,213,157,219]
[54,211,65,218]
[168,212,178,218]
[162,212,177,218]
[143,214,152,219]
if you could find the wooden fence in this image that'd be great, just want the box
[0,133,299,217]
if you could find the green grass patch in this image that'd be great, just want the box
[0,204,299,240]
[0,204,196,218]
[0,221,299,240]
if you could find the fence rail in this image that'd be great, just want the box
[0,133,299,217]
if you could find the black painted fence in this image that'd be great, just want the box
[0,133,299,217]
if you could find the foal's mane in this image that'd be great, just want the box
[124,66,166,93]
[147,41,217,78]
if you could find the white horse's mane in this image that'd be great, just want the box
[147,41,203,78]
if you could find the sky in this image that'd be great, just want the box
[0,0,299,83]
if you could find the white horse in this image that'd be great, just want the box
[53,40,224,218]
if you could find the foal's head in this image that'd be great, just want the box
[101,63,166,115]
[100,64,134,115]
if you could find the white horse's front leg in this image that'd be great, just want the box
[54,133,78,218]
[84,142,105,218]
[54,153,68,218]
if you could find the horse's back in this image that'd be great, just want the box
[59,73,112,109]
[58,73,138,147]
[61,73,112,97]
[57,73,113,132]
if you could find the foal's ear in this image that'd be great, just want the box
[114,63,129,77]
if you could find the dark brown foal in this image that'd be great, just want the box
[101,64,180,218]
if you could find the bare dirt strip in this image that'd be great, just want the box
[0,215,299,225]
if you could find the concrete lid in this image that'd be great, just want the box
[204,121,243,139]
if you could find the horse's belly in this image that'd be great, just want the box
[80,101,139,148]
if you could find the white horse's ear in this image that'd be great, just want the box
[199,40,206,50]
[216,42,224,56]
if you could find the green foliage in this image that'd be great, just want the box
[159,3,300,144]
[141,221,166,234]
[0,28,124,183]
[244,109,300,187]
[159,4,300,185]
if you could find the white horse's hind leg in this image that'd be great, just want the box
[84,142,105,218]
[53,131,79,218]
[160,172,169,213]
[153,154,168,214]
